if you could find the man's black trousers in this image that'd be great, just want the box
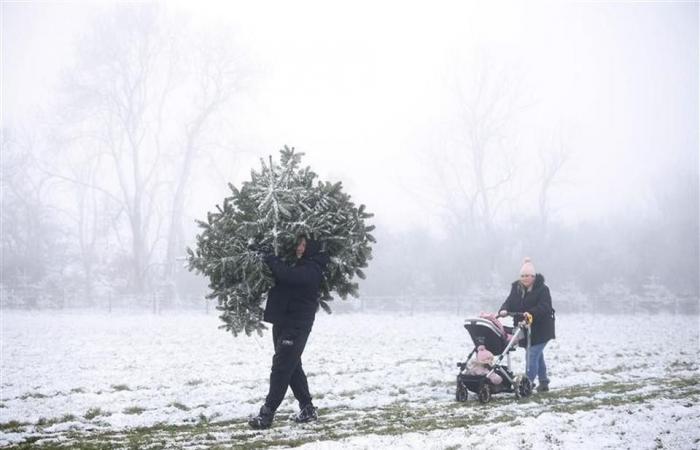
[264,324,313,411]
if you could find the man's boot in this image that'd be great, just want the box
[248,405,275,429]
[536,381,550,393]
[293,403,318,423]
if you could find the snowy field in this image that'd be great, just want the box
[1,310,698,449]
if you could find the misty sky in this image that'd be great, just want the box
[3,1,698,234]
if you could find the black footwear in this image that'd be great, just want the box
[293,404,318,423]
[536,381,550,393]
[248,405,275,429]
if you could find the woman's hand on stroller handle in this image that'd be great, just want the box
[499,310,533,325]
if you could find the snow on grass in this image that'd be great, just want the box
[1,310,698,448]
[301,397,699,450]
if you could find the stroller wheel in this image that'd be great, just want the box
[477,383,491,404]
[456,379,468,402]
[513,376,522,399]
[518,376,533,398]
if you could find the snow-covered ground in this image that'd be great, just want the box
[1,310,698,449]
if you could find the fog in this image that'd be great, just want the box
[2,1,698,314]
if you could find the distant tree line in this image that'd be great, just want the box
[2,6,696,314]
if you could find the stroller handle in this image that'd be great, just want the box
[501,311,533,325]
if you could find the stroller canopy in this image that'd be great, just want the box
[464,318,510,355]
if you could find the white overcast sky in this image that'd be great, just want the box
[3,1,698,233]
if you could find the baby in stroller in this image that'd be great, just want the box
[467,345,503,385]
[456,312,533,403]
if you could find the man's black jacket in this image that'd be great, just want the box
[262,240,329,329]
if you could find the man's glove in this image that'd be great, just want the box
[247,240,272,255]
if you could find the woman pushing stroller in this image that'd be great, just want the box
[498,257,556,392]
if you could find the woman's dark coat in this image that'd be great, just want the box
[499,273,556,346]
[262,240,329,329]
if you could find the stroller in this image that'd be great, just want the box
[456,312,533,403]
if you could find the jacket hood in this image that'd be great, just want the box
[304,239,322,258]
[302,240,329,269]
[534,273,545,287]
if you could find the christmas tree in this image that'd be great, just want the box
[187,147,375,336]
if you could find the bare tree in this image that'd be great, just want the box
[163,33,246,290]
[53,5,247,299]
[60,5,181,292]
[417,57,526,277]
[452,59,522,235]
[537,130,570,235]
[68,151,125,303]
[0,127,66,306]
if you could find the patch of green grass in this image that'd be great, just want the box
[20,391,48,400]
[0,407,523,449]
[70,387,86,394]
[111,384,131,392]
[123,406,146,415]
[668,376,699,388]
[668,360,697,369]
[35,414,79,428]
[337,389,357,399]
[169,402,190,411]
[0,420,27,432]
[18,436,44,447]
[598,365,625,374]
[57,414,78,424]
[196,412,221,425]
[338,385,382,399]
[8,375,700,450]
[84,408,109,420]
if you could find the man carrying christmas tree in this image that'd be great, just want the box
[248,234,330,430]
